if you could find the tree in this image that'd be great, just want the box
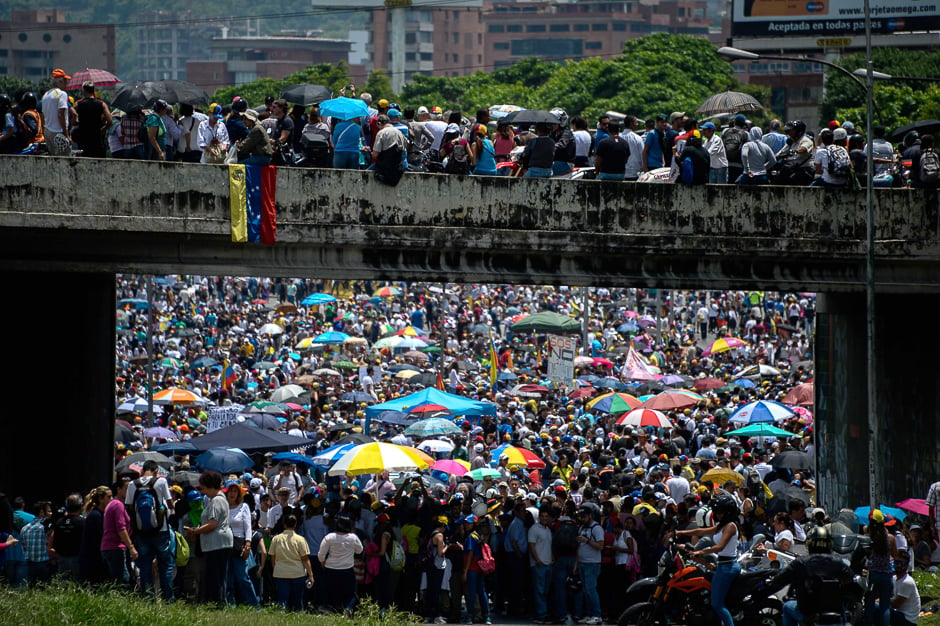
[213,63,352,108]
[362,69,396,103]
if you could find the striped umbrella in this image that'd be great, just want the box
[615,408,672,428]
[373,286,402,297]
[695,91,763,116]
[327,442,433,476]
[67,68,121,90]
[586,392,642,415]
[489,444,546,469]
[312,443,356,466]
[729,400,795,424]
[153,387,202,405]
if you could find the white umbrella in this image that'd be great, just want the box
[270,384,306,402]
[311,368,342,377]
[738,364,782,378]
[117,396,163,414]
[417,439,455,453]
[259,323,284,336]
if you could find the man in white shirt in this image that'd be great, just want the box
[890,552,920,626]
[701,122,728,184]
[528,508,555,623]
[197,104,230,163]
[665,465,690,502]
[42,68,72,156]
[620,114,645,181]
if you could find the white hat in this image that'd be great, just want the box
[474,443,484,452]
[417,106,429,114]
[250,478,263,490]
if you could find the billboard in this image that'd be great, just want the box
[731,0,940,37]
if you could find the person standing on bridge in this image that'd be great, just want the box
[41,69,72,157]
[198,104,230,164]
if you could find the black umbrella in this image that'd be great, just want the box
[190,422,313,452]
[374,410,414,426]
[115,451,173,474]
[335,433,375,446]
[695,91,763,116]
[327,422,355,432]
[247,413,282,430]
[115,422,138,444]
[888,119,940,143]
[410,373,439,387]
[280,84,331,106]
[770,450,812,470]
[151,79,210,106]
[111,82,160,112]
[169,471,202,489]
[501,109,561,126]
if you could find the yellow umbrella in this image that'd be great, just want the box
[327,442,432,476]
[395,369,420,379]
[700,467,744,486]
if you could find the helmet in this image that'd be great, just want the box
[695,506,714,528]
[0,94,11,108]
[784,120,806,135]
[806,525,833,554]
[550,108,568,127]
[710,494,740,520]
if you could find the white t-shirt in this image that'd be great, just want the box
[894,573,920,623]
[665,476,690,502]
[528,522,553,566]
[573,129,592,158]
[41,88,69,133]
[124,475,172,533]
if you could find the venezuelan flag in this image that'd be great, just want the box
[229,164,277,244]
[489,330,498,398]
[221,359,237,390]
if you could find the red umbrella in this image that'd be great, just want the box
[408,403,451,415]
[640,391,699,411]
[616,408,672,428]
[67,68,122,90]
[518,383,549,393]
[693,377,726,391]
[592,357,614,368]
[782,382,814,406]
[568,386,596,399]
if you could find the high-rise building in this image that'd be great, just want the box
[0,10,115,81]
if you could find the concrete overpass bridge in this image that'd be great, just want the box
[1,156,938,511]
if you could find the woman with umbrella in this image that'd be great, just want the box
[332,112,363,170]
[184,470,233,606]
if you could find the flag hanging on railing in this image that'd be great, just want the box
[229,164,277,244]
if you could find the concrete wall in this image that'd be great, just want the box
[0,156,937,291]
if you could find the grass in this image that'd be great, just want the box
[0,581,421,626]
[914,570,940,625]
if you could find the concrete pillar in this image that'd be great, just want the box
[816,293,940,513]
[0,271,115,506]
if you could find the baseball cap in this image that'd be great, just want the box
[701,122,716,130]
[525,492,538,501]
[828,120,841,130]
[656,114,668,121]
[431,106,443,114]
[82,80,95,90]
[734,113,747,124]
[842,121,855,131]
[417,106,429,114]
[833,128,847,141]
[445,123,460,134]
[51,68,71,80]
[387,108,401,119]
[460,514,477,524]
[211,104,224,119]
[474,443,484,452]
[249,477,263,490]
[669,111,686,123]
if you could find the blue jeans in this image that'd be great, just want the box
[575,562,601,618]
[465,568,489,619]
[709,167,728,184]
[102,549,129,585]
[277,576,306,611]
[597,172,624,181]
[782,599,805,626]
[239,154,271,166]
[227,551,259,606]
[553,555,576,619]
[736,173,768,185]
[865,570,893,626]
[531,563,552,618]
[5,560,27,589]
[524,167,552,178]
[333,151,359,170]
[26,561,51,586]
[711,561,740,626]
[134,531,175,601]
[552,161,573,176]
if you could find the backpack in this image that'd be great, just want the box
[826,145,852,177]
[680,156,695,184]
[553,519,580,552]
[387,537,406,572]
[138,115,154,145]
[10,113,29,149]
[477,539,496,575]
[743,467,762,497]
[132,478,166,534]
[417,531,441,572]
[722,128,746,163]
[374,143,405,186]
[920,149,940,183]
[174,530,191,567]
[445,139,470,174]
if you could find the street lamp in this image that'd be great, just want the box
[852,68,940,83]
[720,41,880,510]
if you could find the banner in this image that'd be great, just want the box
[207,406,241,433]
[731,0,940,37]
[546,334,576,384]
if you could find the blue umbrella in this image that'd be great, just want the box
[853,505,907,525]
[594,377,627,390]
[497,371,518,381]
[312,443,356,466]
[730,378,756,388]
[152,441,199,455]
[272,451,315,466]
[301,292,337,306]
[341,391,377,404]
[117,298,149,310]
[318,96,369,120]
[190,356,218,370]
[196,447,254,473]
[374,410,413,426]
[728,400,795,424]
[315,331,350,344]
[617,322,638,334]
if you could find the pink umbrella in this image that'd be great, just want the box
[592,357,613,368]
[896,499,929,517]
[431,459,469,476]
[789,406,813,423]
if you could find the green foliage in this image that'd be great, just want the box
[0,580,420,626]
[0,76,43,99]
[362,69,396,103]
[491,57,561,89]
[213,63,352,109]
[822,48,940,131]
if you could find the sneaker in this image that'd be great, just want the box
[434,618,448,624]
[584,618,603,625]
[484,619,493,625]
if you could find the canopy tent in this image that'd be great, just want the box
[364,387,496,433]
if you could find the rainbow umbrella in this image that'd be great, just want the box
[373,286,403,297]
[489,444,545,469]
[586,392,642,415]
[729,400,795,424]
[615,408,672,428]
[703,336,748,356]
[396,325,429,337]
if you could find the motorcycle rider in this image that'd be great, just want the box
[774,120,816,186]
[764,525,855,626]
[549,108,575,176]
[676,494,741,626]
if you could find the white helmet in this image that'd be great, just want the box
[695,506,714,528]
[550,108,568,127]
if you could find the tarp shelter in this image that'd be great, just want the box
[364,387,497,434]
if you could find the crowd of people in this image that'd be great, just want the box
[0,273,930,625]
[1,69,936,189]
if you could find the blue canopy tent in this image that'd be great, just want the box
[364,387,497,434]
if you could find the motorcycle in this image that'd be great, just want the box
[618,537,782,626]
[495,146,594,179]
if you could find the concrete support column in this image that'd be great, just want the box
[816,293,940,513]
[0,271,115,505]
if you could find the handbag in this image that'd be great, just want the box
[204,143,225,164]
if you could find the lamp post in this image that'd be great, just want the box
[853,68,940,83]
[720,35,880,509]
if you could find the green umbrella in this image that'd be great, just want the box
[421,346,442,353]
[332,361,358,369]
[158,357,185,369]
[511,311,580,333]
[725,423,794,438]
[468,467,501,481]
